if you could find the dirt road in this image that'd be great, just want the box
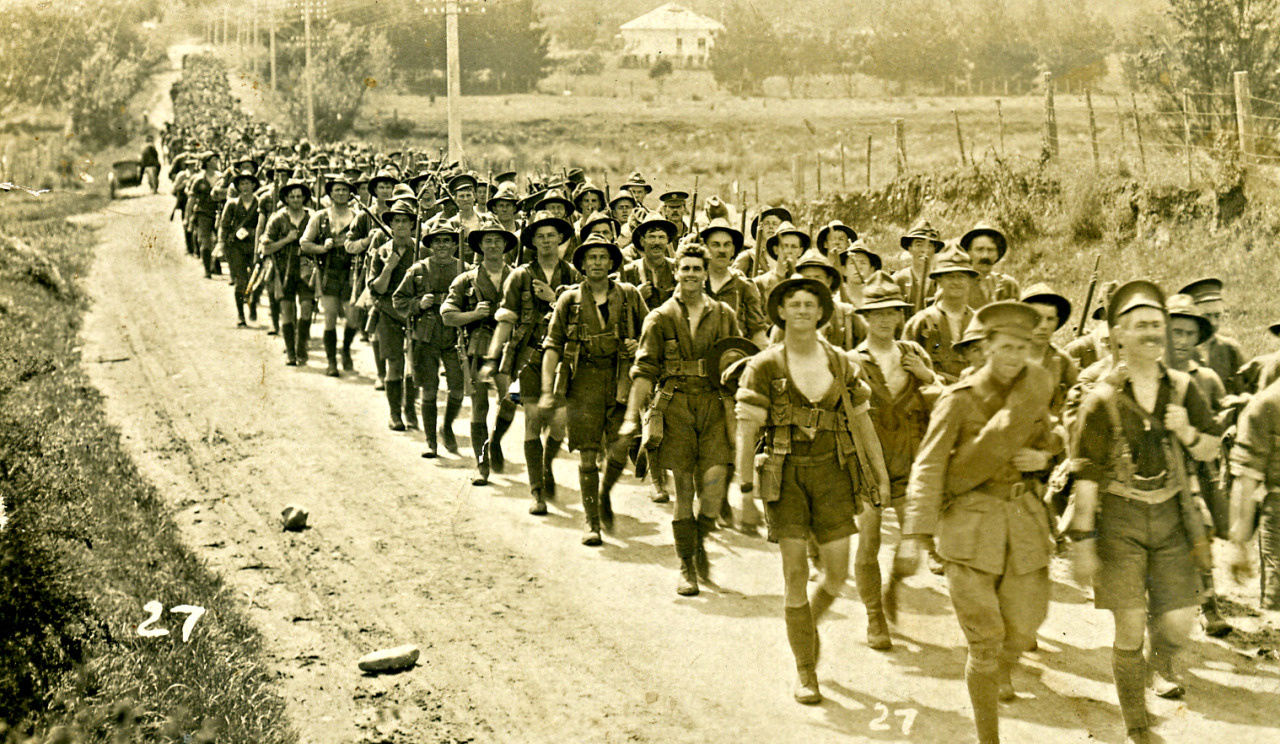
[75,49,1280,744]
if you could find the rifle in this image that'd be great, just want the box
[752,207,765,278]
[604,173,611,204]
[911,250,933,315]
[1074,253,1103,338]
[688,176,699,238]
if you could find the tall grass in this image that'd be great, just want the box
[0,190,295,744]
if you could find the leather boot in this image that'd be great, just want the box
[650,466,671,503]
[1113,646,1150,734]
[599,458,625,533]
[470,422,490,485]
[1200,573,1232,637]
[525,439,546,515]
[402,376,419,430]
[543,437,561,499]
[785,603,821,704]
[673,519,699,596]
[694,514,716,583]
[341,326,357,371]
[489,400,516,472]
[385,379,405,431]
[1147,640,1185,699]
[323,330,339,377]
[282,323,297,366]
[420,398,438,458]
[966,650,1001,744]
[854,562,892,651]
[580,468,602,546]
[268,296,280,335]
[442,397,462,454]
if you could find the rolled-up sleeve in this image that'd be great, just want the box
[542,292,573,356]
[494,267,524,325]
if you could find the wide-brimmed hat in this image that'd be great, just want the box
[705,337,760,392]
[279,179,312,202]
[952,315,987,353]
[836,238,882,272]
[1107,280,1166,327]
[467,215,518,255]
[421,220,461,253]
[794,248,842,292]
[407,171,436,194]
[572,234,625,273]
[1178,277,1224,304]
[536,188,576,217]
[367,170,399,195]
[566,167,586,186]
[1020,283,1073,330]
[764,221,812,259]
[609,192,637,210]
[1166,293,1214,345]
[578,211,620,243]
[382,200,420,225]
[700,218,745,255]
[960,222,1009,261]
[486,182,520,211]
[622,171,653,194]
[231,165,260,190]
[522,210,573,251]
[323,174,354,197]
[976,301,1040,342]
[1091,280,1121,320]
[492,170,517,186]
[199,151,220,168]
[631,214,679,250]
[750,205,792,236]
[767,276,835,329]
[233,157,260,174]
[389,183,417,203]
[900,219,946,252]
[856,271,912,312]
[572,183,606,210]
[928,244,978,278]
[816,220,858,253]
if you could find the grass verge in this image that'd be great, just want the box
[0,188,295,744]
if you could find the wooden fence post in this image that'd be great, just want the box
[952,109,967,166]
[865,135,872,190]
[1114,95,1126,148]
[792,154,804,199]
[996,99,1005,155]
[816,156,822,195]
[1086,89,1099,169]
[893,118,907,175]
[1183,89,1193,186]
[1131,92,1146,174]
[1234,70,1254,161]
[1042,71,1059,158]
[840,142,846,191]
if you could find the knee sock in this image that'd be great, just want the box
[784,603,817,675]
[1113,646,1149,732]
[524,439,544,494]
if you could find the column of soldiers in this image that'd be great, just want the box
[166,60,1280,744]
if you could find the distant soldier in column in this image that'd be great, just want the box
[1068,281,1221,744]
[300,174,360,376]
[479,211,582,515]
[620,243,741,596]
[658,190,691,242]
[702,218,768,348]
[348,170,402,390]
[1019,283,1079,418]
[1228,375,1280,611]
[898,301,1061,744]
[215,164,262,327]
[1179,277,1247,396]
[753,221,809,301]
[260,179,315,367]
[184,151,224,280]
[367,201,420,430]
[902,243,977,384]
[960,223,1020,308]
[620,214,679,310]
[734,275,889,704]
[892,219,945,312]
[541,235,647,545]
[733,205,790,277]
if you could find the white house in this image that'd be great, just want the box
[619,3,725,69]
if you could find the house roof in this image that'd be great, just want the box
[620,3,725,33]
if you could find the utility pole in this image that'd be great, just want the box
[445,0,464,161]
[269,4,277,91]
[303,0,316,141]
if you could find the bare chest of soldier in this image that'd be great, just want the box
[787,347,835,403]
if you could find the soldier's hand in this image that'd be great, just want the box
[1164,404,1193,443]
[1011,448,1050,472]
[894,536,926,577]
[286,228,300,242]
[1070,538,1099,586]
[902,351,931,380]
[618,417,639,440]
[623,338,638,356]
[474,300,493,317]
[538,392,557,411]
[532,279,555,303]
[419,293,436,309]
[477,361,496,384]
[1228,540,1255,584]
[323,238,334,252]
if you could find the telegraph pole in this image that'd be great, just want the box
[445,0,463,161]
[304,0,316,141]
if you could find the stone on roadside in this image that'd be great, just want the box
[281,504,309,531]
[357,645,420,673]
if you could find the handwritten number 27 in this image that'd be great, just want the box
[869,703,918,735]
[137,601,206,642]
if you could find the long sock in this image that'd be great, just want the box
[966,651,1001,744]
[296,318,310,361]
[810,584,838,625]
[471,421,490,472]
[385,379,404,425]
[1113,646,1149,732]
[784,603,817,675]
[543,437,562,495]
[342,325,357,358]
[402,375,418,426]
[269,296,280,333]
[282,322,296,363]
[323,329,338,368]
[373,338,385,381]
[524,439,544,493]
[601,458,626,495]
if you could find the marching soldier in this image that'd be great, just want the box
[620,214,678,308]
[1019,283,1079,417]
[367,201,420,430]
[734,275,889,704]
[892,219,945,313]
[185,151,224,280]
[1068,281,1221,744]
[442,217,517,485]
[479,210,582,515]
[960,223,1021,308]
[620,243,741,596]
[393,222,465,458]
[300,175,361,376]
[1228,375,1280,611]
[852,272,936,650]
[260,179,315,367]
[215,165,262,327]
[733,205,790,277]
[898,301,1062,744]
[701,217,768,348]
[348,170,402,390]
[791,248,866,351]
[753,221,808,300]
[540,235,648,545]
[1179,277,1247,396]
[902,243,978,384]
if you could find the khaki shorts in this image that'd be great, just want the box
[1095,492,1203,615]
[655,388,733,475]
[766,452,858,545]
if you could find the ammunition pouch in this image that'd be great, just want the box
[643,380,676,450]
[755,451,784,504]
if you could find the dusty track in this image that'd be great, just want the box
[74,47,1280,744]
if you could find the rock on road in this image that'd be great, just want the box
[74,46,1280,744]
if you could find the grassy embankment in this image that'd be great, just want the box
[0,178,295,743]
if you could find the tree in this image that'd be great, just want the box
[1027,0,1113,88]
[1126,0,1280,148]
[963,0,1039,90]
[278,20,392,142]
[650,57,673,95]
[861,0,967,92]
[707,2,777,96]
